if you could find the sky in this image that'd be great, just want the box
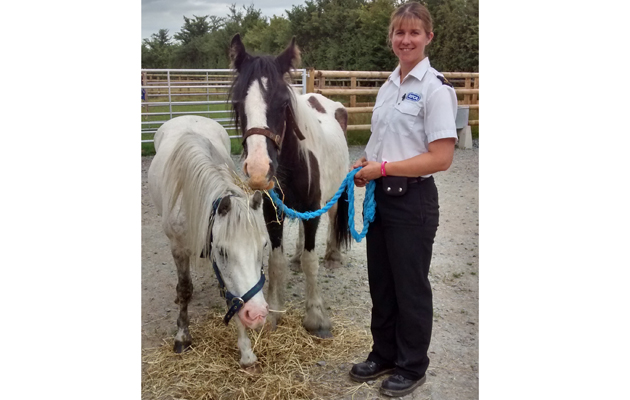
[142,0,309,41]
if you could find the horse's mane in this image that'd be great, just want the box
[289,87,321,162]
[163,132,267,270]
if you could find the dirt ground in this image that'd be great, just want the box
[141,144,479,399]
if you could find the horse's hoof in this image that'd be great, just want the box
[173,340,192,353]
[309,329,333,339]
[269,313,282,330]
[289,260,302,272]
[324,259,342,269]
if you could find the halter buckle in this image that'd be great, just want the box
[231,297,244,307]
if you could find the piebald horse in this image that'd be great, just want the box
[230,34,351,338]
[148,115,270,366]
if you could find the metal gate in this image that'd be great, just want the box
[141,69,307,143]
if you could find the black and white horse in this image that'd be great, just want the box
[230,34,351,338]
[148,115,270,366]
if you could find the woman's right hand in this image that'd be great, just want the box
[351,156,368,187]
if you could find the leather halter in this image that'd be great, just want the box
[210,196,266,325]
[241,105,305,152]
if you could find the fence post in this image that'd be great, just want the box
[350,76,356,108]
[318,71,325,91]
[464,77,472,105]
[142,71,148,121]
[306,68,315,93]
[167,71,173,121]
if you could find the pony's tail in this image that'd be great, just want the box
[334,190,351,249]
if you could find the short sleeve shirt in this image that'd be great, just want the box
[364,57,458,176]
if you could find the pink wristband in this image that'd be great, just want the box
[381,161,388,177]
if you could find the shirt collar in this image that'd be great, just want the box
[388,57,431,86]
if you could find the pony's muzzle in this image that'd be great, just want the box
[238,302,269,329]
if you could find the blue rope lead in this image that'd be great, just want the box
[268,167,376,242]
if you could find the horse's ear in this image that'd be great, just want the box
[230,33,250,71]
[217,196,232,216]
[276,36,301,75]
[251,191,263,210]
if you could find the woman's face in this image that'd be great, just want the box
[390,18,433,70]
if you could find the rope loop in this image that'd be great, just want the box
[268,167,376,242]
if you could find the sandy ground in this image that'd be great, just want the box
[141,143,479,399]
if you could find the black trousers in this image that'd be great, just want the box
[366,176,439,381]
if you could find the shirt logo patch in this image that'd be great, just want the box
[406,92,421,102]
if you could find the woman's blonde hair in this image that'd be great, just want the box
[388,2,433,44]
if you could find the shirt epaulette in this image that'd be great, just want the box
[437,75,453,88]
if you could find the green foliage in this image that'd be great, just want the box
[142,29,174,68]
[142,0,478,72]
[427,0,479,72]
[174,15,212,45]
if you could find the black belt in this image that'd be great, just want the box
[375,176,430,184]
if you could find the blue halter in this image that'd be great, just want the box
[210,196,266,325]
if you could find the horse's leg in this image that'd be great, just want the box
[171,244,193,353]
[289,222,304,272]
[264,200,287,329]
[324,203,343,269]
[235,317,257,367]
[301,217,333,338]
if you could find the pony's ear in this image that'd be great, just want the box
[251,191,263,210]
[275,36,301,75]
[217,196,232,216]
[230,33,250,71]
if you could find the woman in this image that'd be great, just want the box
[349,2,458,397]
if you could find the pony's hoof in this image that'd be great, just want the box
[173,340,192,353]
[309,328,333,339]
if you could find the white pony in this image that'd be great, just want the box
[148,115,270,366]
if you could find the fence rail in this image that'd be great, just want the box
[141,68,478,143]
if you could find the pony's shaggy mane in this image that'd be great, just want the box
[163,132,267,270]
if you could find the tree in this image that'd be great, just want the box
[142,29,174,68]
[142,0,479,72]
[174,15,211,45]
[427,0,479,72]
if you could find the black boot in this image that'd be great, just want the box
[380,374,426,397]
[349,361,395,382]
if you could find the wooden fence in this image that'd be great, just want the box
[307,68,479,131]
[141,68,478,137]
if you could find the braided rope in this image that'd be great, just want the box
[268,167,376,242]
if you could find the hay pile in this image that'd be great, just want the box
[142,304,373,400]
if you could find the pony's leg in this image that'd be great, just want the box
[301,217,333,338]
[235,317,257,367]
[324,203,343,269]
[289,222,304,272]
[171,245,193,353]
